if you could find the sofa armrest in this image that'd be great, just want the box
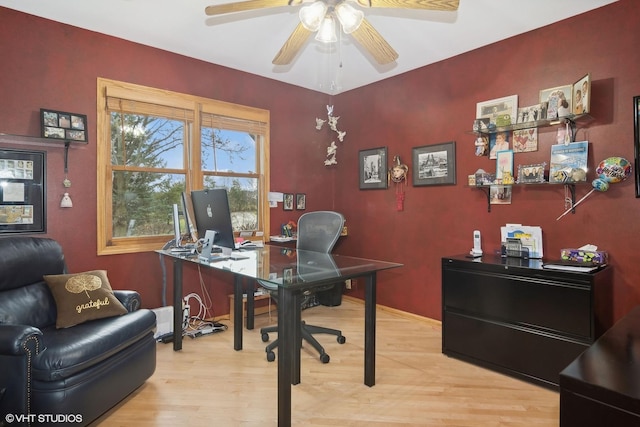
[113,290,142,312]
[0,325,43,356]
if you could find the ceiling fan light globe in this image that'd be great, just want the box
[335,3,364,34]
[315,16,338,43]
[299,2,328,32]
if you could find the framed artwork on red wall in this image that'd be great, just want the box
[359,147,388,190]
[412,141,456,187]
[0,148,46,234]
[40,108,88,142]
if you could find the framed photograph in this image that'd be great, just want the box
[412,141,456,187]
[295,193,306,210]
[495,150,514,182]
[359,147,388,190]
[634,96,640,197]
[517,103,547,123]
[490,185,512,205]
[512,129,538,153]
[0,148,46,234]
[517,163,547,184]
[489,131,510,160]
[283,267,293,284]
[476,95,518,125]
[283,193,294,211]
[40,108,88,142]
[539,85,572,120]
[573,74,591,115]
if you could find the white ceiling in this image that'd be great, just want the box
[0,0,617,94]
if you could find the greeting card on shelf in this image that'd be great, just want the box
[549,141,588,183]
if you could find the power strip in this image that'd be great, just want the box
[182,304,190,330]
[190,324,226,338]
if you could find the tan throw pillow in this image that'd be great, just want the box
[44,270,128,329]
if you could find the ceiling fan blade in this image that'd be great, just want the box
[272,23,313,65]
[205,0,300,16]
[350,18,398,65]
[356,0,459,11]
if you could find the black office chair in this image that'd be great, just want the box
[259,211,346,363]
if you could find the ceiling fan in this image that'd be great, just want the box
[205,0,460,65]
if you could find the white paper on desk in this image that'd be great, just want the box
[501,225,543,258]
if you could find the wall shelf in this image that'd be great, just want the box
[0,133,87,148]
[473,182,588,213]
[471,113,593,136]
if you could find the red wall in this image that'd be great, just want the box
[1,1,639,323]
[336,0,640,322]
[0,8,332,311]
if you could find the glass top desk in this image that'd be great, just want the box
[157,245,402,426]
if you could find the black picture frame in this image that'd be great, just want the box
[634,96,640,197]
[295,193,306,210]
[412,141,457,186]
[283,193,294,211]
[0,148,46,234]
[40,108,88,143]
[359,147,388,190]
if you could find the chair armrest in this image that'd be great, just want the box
[0,325,43,356]
[113,290,142,312]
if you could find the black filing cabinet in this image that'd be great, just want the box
[442,255,612,389]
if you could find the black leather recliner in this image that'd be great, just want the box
[0,237,156,426]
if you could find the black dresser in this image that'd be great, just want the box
[560,305,640,426]
[442,254,612,389]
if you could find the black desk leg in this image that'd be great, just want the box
[364,272,377,387]
[233,275,243,351]
[172,258,183,351]
[292,293,302,385]
[246,279,255,330]
[278,287,295,427]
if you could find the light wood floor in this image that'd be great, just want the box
[92,297,559,426]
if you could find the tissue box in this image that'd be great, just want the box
[560,248,608,264]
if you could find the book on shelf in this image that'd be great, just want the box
[549,140,589,183]
[542,260,605,273]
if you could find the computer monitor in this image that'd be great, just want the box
[181,191,198,243]
[172,203,182,248]
[190,189,236,255]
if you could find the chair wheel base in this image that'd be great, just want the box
[320,353,330,364]
[337,335,346,344]
[266,350,276,362]
[261,333,270,342]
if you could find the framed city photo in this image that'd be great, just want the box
[476,95,518,126]
[573,74,591,115]
[359,147,387,190]
[539,85,572,120]
[412,141,456,187]
[295,193,306,210]
[40,108,88,142]
[283,193,294,211]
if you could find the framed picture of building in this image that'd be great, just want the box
[359,147,388,190]
[412,141,456,187]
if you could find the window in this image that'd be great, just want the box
[97,78,270,255]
